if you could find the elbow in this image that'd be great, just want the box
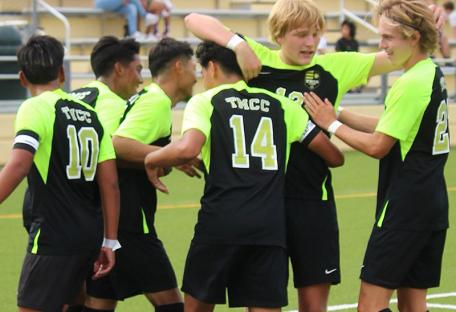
[184,13,199,28]
[366,145,388,159]
[326,152,345,168]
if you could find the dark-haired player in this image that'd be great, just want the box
[145,41,344,312]
[0,35,119,312]
[83,38,198,312]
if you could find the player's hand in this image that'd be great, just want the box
[303,92,337,130]
[146,165,169,193]
[429,4,446,31]
[175,158,203,178]
[157,166,172,177]
[234,41,261,81]
[92,247,115,280]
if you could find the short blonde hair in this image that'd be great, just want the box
[268,0,325,44]
[375,0,438,54]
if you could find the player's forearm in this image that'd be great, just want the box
[333,126,391,159]
[145,142,197,169]
[369,51,402,78]
[338,109,379,133]
[96,160,120,239]
[0,149,33,204]
[112,135,161,166]
[184,13,234,46]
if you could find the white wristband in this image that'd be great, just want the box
[327,120,343,135]
[102,238,121,251]
[336,106,344,117]
[226,34,244,51]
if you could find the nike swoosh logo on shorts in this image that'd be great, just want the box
[325,268,337,275]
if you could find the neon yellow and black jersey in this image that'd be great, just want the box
[375,58,449,231]
[13,89,116,255]
[182,80,319,247]
[113,83,172,235]
[70,80,127,136]
[243,35,375,202]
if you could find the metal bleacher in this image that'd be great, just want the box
[1,0,456,113]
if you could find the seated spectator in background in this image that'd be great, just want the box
[335,19,359,52]
[94,0,153,39]
[317,35,327,54]
[142,0,173,40]
[444,1,456,38]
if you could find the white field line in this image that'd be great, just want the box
[288,292,456,312]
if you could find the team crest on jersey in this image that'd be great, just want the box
[304,70,320,90]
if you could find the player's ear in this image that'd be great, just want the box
[114,61,124,76]
[19,71,29,88]
[207,60,217,79]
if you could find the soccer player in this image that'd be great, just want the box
[183,1,445,310]
[144,41,344,312]
[21,36,143,237]
[0,35,120,312]
[304,1,449,311]
[82,38,197,312]
[71,36,143,135]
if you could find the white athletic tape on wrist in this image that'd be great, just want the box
[102,238,122,251]
[226,34,244,51]
[327,120,343,135]
[336,106,344,117]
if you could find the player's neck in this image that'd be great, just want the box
[29,80,62,97]
[98,76,129,100]
[403,51,428,72]
[215,74,243,87]
[155,77,182,106]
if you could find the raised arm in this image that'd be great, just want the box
[338,108,379,133]
[184,13,261,80]
[304,92,395,159]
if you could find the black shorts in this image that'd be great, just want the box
[285,198,340,288]
[182,243,288,308]
[18,251,97,311]
[360,227,447,289]
[86,233,178,300]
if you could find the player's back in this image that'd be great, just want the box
[183,80,309,248]
[15,89,111,255]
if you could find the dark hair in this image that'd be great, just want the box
[90,36,140,78]
[17,35,64,84]
[148,38,193,77]
[444,1,455,11]
[341,19,356,38]
[195,41,243,77]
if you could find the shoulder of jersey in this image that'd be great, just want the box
[69,87,100,108]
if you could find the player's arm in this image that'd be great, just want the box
[0,149,33,204]
[112,135,161,168]
[307,132,345,167]
[184,13,261,80]
[304,92,396,159]
[144,129,205,194]
[92,159,120,280]
[338,108,379,133]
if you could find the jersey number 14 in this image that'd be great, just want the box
[66,125,100,181]
[230,115,278,170]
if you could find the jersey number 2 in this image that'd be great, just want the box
[66,125,100,181]
[230,115,278,170]
[432,101,450,155]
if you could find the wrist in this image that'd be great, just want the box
[336,106,344,118]
[102,238,121,251]
[327,120,343,135]
[226,34,244,51]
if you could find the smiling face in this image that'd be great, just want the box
[119,54,143,98]
[378,16,416,69]
[276,25,321,66]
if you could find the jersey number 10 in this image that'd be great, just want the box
[230,115,278,170]
[66,125,100,181]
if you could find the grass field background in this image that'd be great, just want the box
[0,150,455,311]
